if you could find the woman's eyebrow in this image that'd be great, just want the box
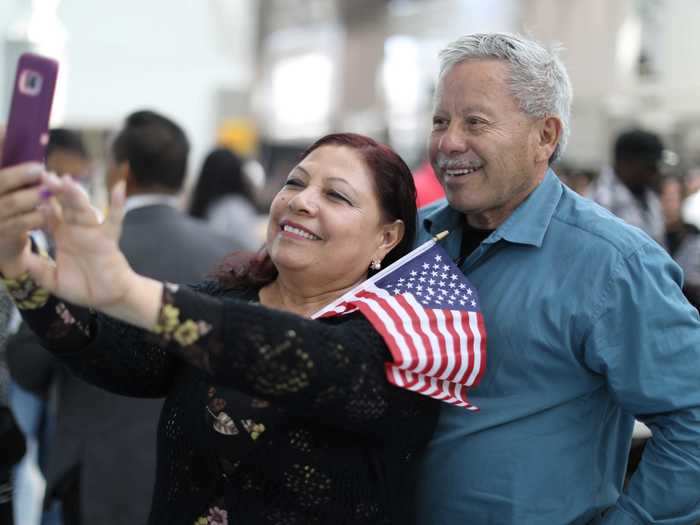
[291,165,311,177]
[325,176,357,194]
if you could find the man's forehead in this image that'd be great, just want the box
[433,60,512,107]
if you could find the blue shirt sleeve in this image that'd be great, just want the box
[583,241,700,524]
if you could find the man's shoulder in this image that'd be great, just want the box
[552,186,661,258]
[122,206,238,255]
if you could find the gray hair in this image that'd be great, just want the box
[438,33,573,163]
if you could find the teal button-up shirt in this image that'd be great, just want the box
[414,170,700,525]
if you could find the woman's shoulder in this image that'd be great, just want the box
[191,280,260,302]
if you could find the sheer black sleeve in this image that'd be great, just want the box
[153,283,438,440]
[3,272,175,398]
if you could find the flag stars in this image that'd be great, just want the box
[466,288,473,296]
[422,263,430,270]
[470,300,477,307]
[435,255,442,262]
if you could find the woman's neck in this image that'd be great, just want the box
[259,275,364,318]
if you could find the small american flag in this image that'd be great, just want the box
[313,234,486,410]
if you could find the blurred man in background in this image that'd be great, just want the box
[5,128,89,525]
[589,128,666,246]
[45,129,90,181]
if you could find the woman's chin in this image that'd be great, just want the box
[269,253,314,275]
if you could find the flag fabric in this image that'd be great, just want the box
[312,237,486,410]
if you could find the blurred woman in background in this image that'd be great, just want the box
[188,147,265,250]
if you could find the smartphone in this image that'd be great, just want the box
[0,52,59,168]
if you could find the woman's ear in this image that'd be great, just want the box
[374,220,405,262]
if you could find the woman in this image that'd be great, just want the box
[188,147,265,250]
[0,133,438,525]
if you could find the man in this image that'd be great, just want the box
[45,128,91,181]
[413,33,700,524]
[589,129,666,246]
[5,127,90,525]
[0,290,25,525]
[7,111,239,525]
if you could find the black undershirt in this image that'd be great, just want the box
[458,220,494,266]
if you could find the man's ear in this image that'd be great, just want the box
[535,116,562,163]
[107,160,132,195]
[118,161,133,193]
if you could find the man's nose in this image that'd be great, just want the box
[438,124,469,156]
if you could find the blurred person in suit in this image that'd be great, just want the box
[188,147,266,250]
[7,110,240,525]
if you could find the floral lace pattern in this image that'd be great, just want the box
[205,386,267,440]
[154,283,212,346]
[194,506,228,525]
[1,271,50,310]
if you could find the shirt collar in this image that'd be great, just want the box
[124,194,181,215]
[422,168,563,249]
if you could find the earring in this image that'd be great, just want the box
[370,259,381,271]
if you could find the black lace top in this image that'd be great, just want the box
[12,278,439,525]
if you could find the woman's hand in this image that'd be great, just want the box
[0,162,48,277]
[24,176,137,310]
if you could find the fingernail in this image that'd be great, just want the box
[39,187,53,200]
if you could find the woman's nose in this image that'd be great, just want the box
[287,188,319,215]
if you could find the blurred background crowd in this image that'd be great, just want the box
[1,0,700,524]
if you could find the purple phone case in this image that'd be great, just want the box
[0,53,59,168]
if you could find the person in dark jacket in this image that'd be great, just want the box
[0,290,25,525]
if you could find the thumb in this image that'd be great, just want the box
[24,251,57,294]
